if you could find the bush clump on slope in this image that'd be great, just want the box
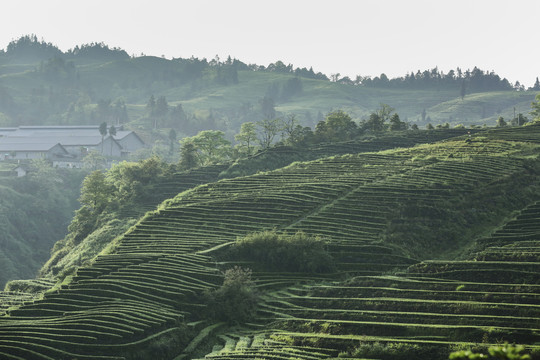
[229,230,336,273]
[202,266,258,324]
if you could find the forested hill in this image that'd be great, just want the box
[0,124,539,359]
[0,35,538,136]
[0,163,83,287]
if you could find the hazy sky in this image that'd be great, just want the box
[2,0,539,86]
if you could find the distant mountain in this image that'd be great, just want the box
[0,35,538,138]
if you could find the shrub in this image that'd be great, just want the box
[203,266,259,324]
[449,343,532,360]
[231,230,335,273]
[349,342,447,360]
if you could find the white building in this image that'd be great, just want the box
[0,141,70,160]
[0,126,145,161]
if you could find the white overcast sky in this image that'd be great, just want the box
[2,0,539,86]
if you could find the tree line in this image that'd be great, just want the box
[333,66,535,93]
[176,106,410,168]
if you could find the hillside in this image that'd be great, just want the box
[0,165,83,287]
[0,125,539,359]
[0,37,537,138]
[39,128,475,282]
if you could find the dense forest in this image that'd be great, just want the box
[0,161,83,286]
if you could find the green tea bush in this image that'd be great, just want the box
[231,230,336,273]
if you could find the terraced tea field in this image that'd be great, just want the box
[248,199,540,359]
[1,125,540,359]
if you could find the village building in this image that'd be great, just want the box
[0,126,145,167]
[0,141,70,161]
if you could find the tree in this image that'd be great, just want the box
[68,169,113,243]
[280,77,302,100]
[259,96,276,119]
[235,122,258,156]
[99,122,107,154]
[257,118,282,149]
[362,113,385,132]
[203,266,258,324]
[376,103,395,123]
[512,113,529,126]
[168,104,187,129]
[421,108,427,123]
[530,94,540,121]
[315,110,357,141]
[288,125,314,147]
[168,129,177,155]
[178,142,198,170]
[27,159,61,196]
[146,95,156,116]
[97,99,112,121]
[426,123,434,130]
[181,130,232,165]
[389,113,408,131]
[153,96,169,129]
[146,95,156,128]
[460,80,467,100]
[109,125,117,156]
[112,98,128,125]
[496,116,507,127]
[82,150,107,170]
[532,77,540,91]
[281,114,300,144]
[78,170,112,213]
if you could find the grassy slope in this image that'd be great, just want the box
[0,125,539,359]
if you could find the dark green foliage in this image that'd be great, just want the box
[259,96,276,119]
[67,42,129,62]
[179,142,199,170]
[450,343,533,360]
[362,112,386,132]
[0,165,83,287]
[315,110,358,142]
[347,342,448,360]
[230,230,336,273]
[389,113,409,130]
[280,76,303,101]
[4,34,62,62]
[203,266,258,324]
[45,157,175,276]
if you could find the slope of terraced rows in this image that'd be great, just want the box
[237,202,540,359]
[117,164,229,219]
[1,127,540,359]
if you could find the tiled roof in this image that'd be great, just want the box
[0,126,143,152]
[0,141,67,152]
